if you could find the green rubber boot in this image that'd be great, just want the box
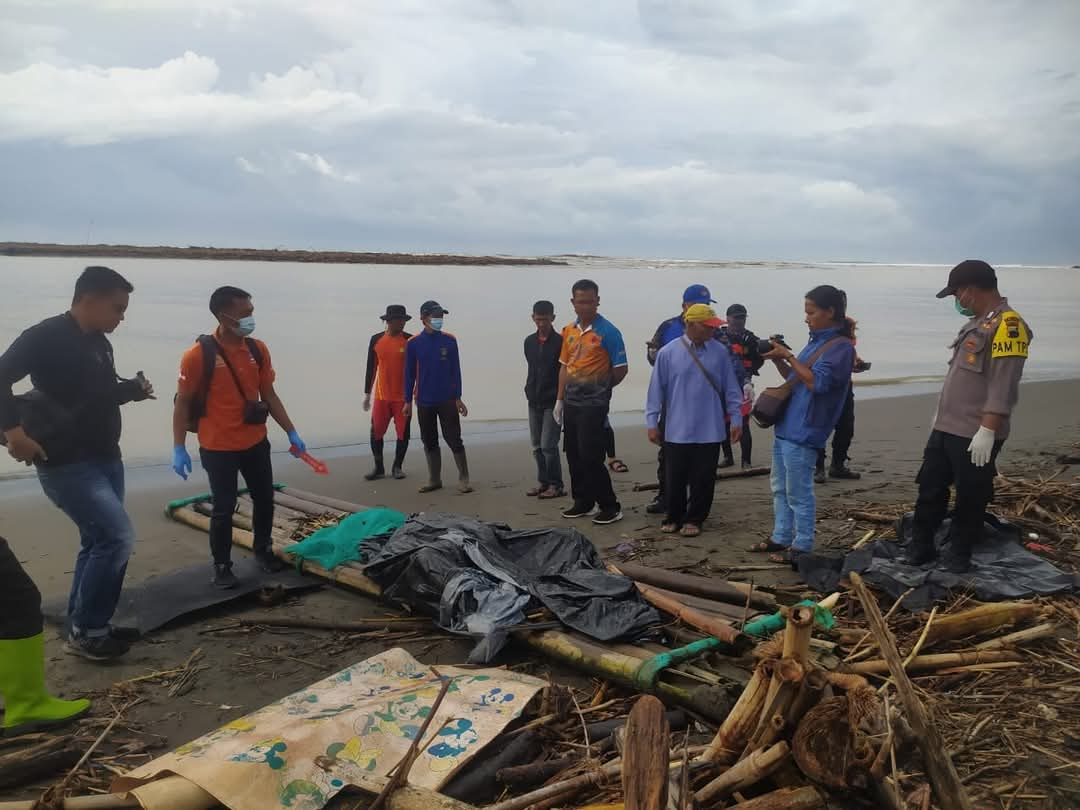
[0,633,91,737]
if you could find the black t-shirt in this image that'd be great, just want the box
[0,314,143,465]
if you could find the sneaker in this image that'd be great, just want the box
[108,625,142,642]
[213,562,239,589]
[829,465,862,480]
[364,468,385,481]
[645,497,665,514]
[814,468,828,484]
[255,552,287,574]
[718,458,735,469]
[391,466,406,480]
[592,508,624,525]
[562,504,599,519]
[65,632,130,662]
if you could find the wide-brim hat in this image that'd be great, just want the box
[380,304,412,321]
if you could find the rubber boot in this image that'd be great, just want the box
[905,528,937,566]
[419,448,443,493]
[365,438,385,481]
[453,450,474,494]
[391,440,409,480]
[0,633,91,737]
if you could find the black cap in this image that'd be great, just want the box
[533,300,555,316]
[380,304,412,322]
[726,303,748,317]
[420,300,448,317]
[936,259,997,299]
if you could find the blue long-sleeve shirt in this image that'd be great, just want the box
[645,336,743,444]
[404,330,462,406]
[775,326,855,449]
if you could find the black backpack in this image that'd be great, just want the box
[178,335,264,432]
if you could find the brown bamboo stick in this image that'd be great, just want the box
[972,622,1057,651]
[699,665,769,764]
[272,489,347,517]
[631,582,747,646]
[230,497,300,531]
[922,602,1042,646]
[695,742,791,804]
[240,493,308,521]
[192,501,291,543]
[849,571,973,810]
[846,650,1021,675]
[279,486,368,513]
[611,562,777,610]
[730,786,824,808]
[785,667,827,726]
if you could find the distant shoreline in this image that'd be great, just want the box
[0,242,567,266]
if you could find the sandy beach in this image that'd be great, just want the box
[1,379,1078,798]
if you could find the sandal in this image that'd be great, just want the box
[526,486,543,497]
[747,540,789,553]
[661,522,680,534]
[538,486,565,500]
[679,524,701,538]
[608,459,629,473]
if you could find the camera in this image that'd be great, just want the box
[757,334,789,356]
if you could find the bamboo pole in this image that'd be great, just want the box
[972,622,1057,650]
[922,602,1042,647]
[699,666,769,764]
[846,650,1021,675]
[240,493,309,521]
[279,486,368,513]
[695,742,791,804]
[611,563,777,610]
[622,696,670,810]
[631,582,746,645]
[272,489,347,517]
[848,572,973,810]
[230,497,301,531]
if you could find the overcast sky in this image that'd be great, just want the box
[1,1,1077,263]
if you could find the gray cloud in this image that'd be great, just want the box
[0,0,1077,263]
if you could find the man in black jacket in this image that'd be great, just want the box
[0,267,153,661]
[524,300,564,498]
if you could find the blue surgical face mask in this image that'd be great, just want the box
[232,316,256,337]
[429,318,444,332]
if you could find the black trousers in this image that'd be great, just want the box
[0,536,44,639]
[664,443,722,526]
[564,404,619,512]
[912,430,1004,548]
[721,421,753,465]
[654,413,667,503]
[818,387,855,469]
[200,438,275,565]
[417,401,464,453]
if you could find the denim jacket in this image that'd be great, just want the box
[775,326,855,449]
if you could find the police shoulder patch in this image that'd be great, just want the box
[991,311,1030,358]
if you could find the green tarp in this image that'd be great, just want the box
[284,508,406,570]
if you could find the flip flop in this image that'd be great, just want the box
[526,486,543,497]
[679,524,701,538]
[748,540,788,553]
[608,459,629,473]
[660,522,680,534]
[538,487,565,500]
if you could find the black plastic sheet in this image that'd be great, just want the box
[363,512,660,662]
[798,512,1078,612]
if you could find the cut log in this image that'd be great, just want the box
[849,572,973,810]
[922,602,1042,647]
[730,786,824,808]
[612,562,776,610]
[700,665,768,764]
[846,650,1021,675]
[622,696,671,810]
[695,742,791,804]
[279,486,367,513]
[0,735,80,790]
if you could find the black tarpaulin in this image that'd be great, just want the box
[798,512,1078,612]
[362,512,660,662]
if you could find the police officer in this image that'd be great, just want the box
[644,284,724,513]
[907,260,1032,572]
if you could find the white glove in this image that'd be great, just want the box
[743,382,754,401]
[553,400,565,426]
[967,426,995,468]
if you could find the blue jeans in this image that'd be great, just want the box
[771,438,819,553]
[528,406,563,489]
[37,458,134,637]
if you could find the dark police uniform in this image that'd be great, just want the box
[911,298,1032,568]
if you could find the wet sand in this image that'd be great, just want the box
[0,379,1077,795]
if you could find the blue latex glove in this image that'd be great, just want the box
[172,445,192,480]
[287,430,306,456]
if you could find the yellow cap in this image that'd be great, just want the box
[684,303,724,327]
